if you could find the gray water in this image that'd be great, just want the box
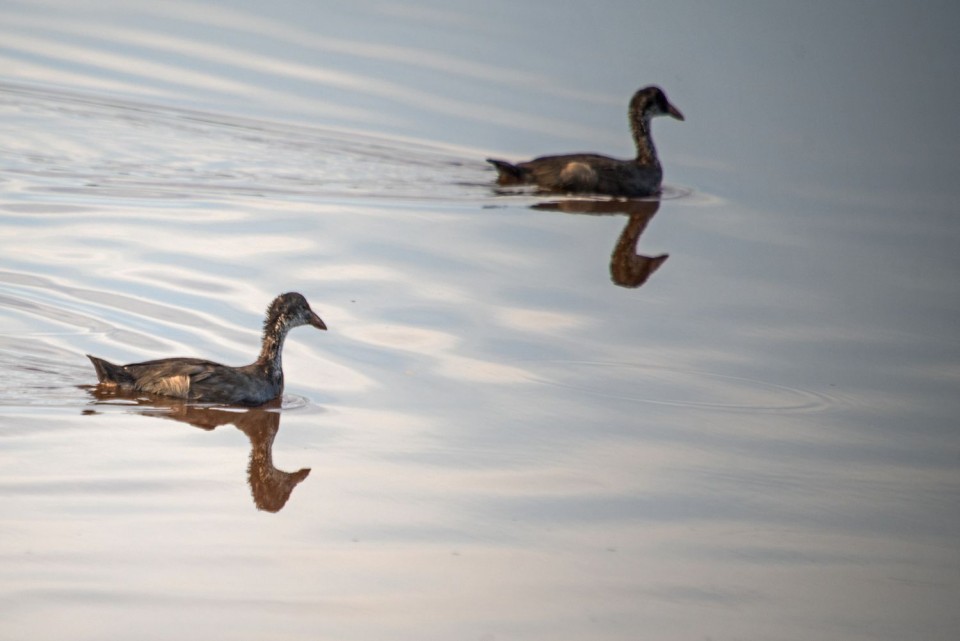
[2,2,959,640]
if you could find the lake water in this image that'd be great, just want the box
[2,2,959,640]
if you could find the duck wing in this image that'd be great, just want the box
[120,357,224,399]
[525,154,661,196]
[517,154,618,192]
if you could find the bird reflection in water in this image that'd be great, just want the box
[83,386,311,513]
[532,198,668,288]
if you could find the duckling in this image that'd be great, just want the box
[86,292,326,406]
[487,86,684,197]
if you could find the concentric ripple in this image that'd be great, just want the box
[523,360,838,415]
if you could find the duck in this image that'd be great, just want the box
[487,86,684,197]
[86,292,327,406]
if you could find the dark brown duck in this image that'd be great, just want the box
[487,86,684,197]
[87,292,327,406]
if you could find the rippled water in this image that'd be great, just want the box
[2,2,959,640]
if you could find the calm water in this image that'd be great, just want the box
[2,2,959,640]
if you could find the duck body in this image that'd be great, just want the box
[487,86,683,197]
[87,356,285,406]
[87,292,326,407]
[488,153,663,197]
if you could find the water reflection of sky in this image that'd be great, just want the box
[2,1,960,640]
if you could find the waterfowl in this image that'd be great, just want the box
[487,86,684,197]
[86,292,327,406]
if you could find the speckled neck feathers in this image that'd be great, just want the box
[256,300,294,371]
[629,105,659,167]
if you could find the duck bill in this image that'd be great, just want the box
[667,102,685,121]
[309,311,327,330]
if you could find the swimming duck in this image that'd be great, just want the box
[86,292,327,406]
[487,86,684,197]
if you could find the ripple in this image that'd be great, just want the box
[523,360,838,415]
[0,344,89,408]
[279,394,312,411]
[659,184,695,200]
[0,82,482,204]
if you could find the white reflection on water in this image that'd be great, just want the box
[496,306,588,333]
[149,0,610,104]
[0,4,613,143]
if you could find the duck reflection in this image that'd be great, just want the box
[83,386,310,513]
[532,199,668,288]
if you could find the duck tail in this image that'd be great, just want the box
[486,158,526,184]
[86,355,131,385]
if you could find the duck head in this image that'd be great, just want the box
[630,86,684,122]
[266,292,327,332]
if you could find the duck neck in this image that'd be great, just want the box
[256,320,289,374]
[630,114,660,167]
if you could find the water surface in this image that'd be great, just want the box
[2,2,959,640]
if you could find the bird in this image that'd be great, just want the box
[487,86,684,197]
[86,292,327,406]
